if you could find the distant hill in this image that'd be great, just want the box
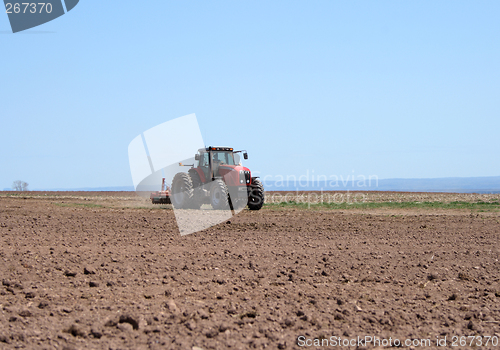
[27,186,136,192]
[264,175,500,193]
[3,176,500,193]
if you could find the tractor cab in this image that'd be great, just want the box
[195,147,248,182]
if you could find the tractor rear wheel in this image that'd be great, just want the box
[210,179,230,210]
[188,170,203,209]
[248,177,264,210]
[171,173,194,209]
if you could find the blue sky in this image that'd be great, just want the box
[1,1,499,190]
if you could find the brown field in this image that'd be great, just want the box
[0,191,499,349]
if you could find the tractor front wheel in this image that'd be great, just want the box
[230,196,248,211]
[210,179,230,210]
[188,170,204,209]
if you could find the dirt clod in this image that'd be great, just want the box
[119,315,139,330]
[65,324,86,338]
[84,267,96,275]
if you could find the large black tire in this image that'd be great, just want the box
[188,170,203,209]
[171,173,194,209]
[210,179,230,210]
[248,177,264,211]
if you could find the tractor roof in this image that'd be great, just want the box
[198,147,234,152]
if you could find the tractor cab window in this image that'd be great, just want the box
[212,152,235,165]
[199,152,209,167]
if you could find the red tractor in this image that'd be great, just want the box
[170,147,264,210]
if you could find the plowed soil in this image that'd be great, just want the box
[0,192,499,349]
